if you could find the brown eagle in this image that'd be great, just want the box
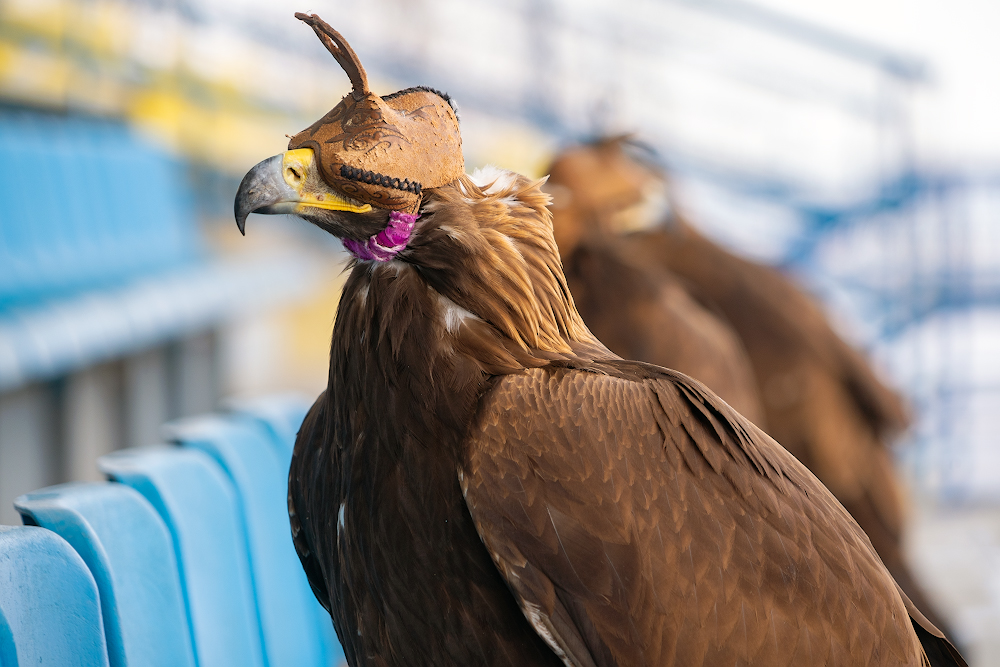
[234,14,965,667]
[543,136,945,635]
[544,141,765,425]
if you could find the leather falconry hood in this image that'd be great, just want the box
[288,13,464,213]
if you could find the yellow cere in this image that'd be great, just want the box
[283,148,372,214]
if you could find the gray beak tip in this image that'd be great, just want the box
[234,154,291,237]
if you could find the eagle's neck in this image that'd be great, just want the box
[326,168,609,454]
[303,170,607,665]
[326,259,486,459]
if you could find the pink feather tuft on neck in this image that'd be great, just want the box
[342,210,419,262]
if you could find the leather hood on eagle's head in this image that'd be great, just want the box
[288,13,464,213]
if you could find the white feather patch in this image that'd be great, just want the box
[437,294,478,334]
[469,165,518,194]
[521,601,573,666]
[338,502,346,538]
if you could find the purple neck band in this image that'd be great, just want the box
[342,210,419,262]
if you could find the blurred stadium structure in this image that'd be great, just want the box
[0,0,350,527]
[0,0,999,662]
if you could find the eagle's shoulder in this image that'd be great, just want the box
[468,360,815,510]
[288,393,334,614]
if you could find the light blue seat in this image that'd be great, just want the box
[98,446,265,667]
[14,482,196,667]
[226,393,313,460]
[166,411,343,667]
[222,394,340,663]
[0,525,110,667]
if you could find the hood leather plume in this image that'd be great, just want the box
[288,13,465,213]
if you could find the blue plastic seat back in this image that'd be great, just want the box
[0,525,110,667]
[166,412,344,667]
[226,393,313,460]
[98,446,265,667]
[14,482,196,667]
[222,395,342,663]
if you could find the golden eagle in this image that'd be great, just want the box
[544,139,766,424]
[234,14,964,667]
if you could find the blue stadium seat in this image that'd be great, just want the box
[98,446,265,667]
[14,482,196,667]
[166,411,344,667]
[0,525,110,667]
[223,394,341,663]
[226,393,313,460]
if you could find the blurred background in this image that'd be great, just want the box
[0,0,997,661]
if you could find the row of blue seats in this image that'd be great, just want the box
[0,394,347,667]
[0,112,201,310]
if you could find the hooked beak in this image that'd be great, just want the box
[234,148,372,235]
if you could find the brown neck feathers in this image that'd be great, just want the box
[325,170,612,454]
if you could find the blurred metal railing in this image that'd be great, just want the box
[0,111,324,524]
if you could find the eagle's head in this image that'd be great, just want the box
[234,12,463,255]
[236,14,612,373]
[545,136,673,256]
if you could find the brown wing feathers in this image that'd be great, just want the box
[545,137,951,640]
[617,220,958,634]
[462,363,930,666]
